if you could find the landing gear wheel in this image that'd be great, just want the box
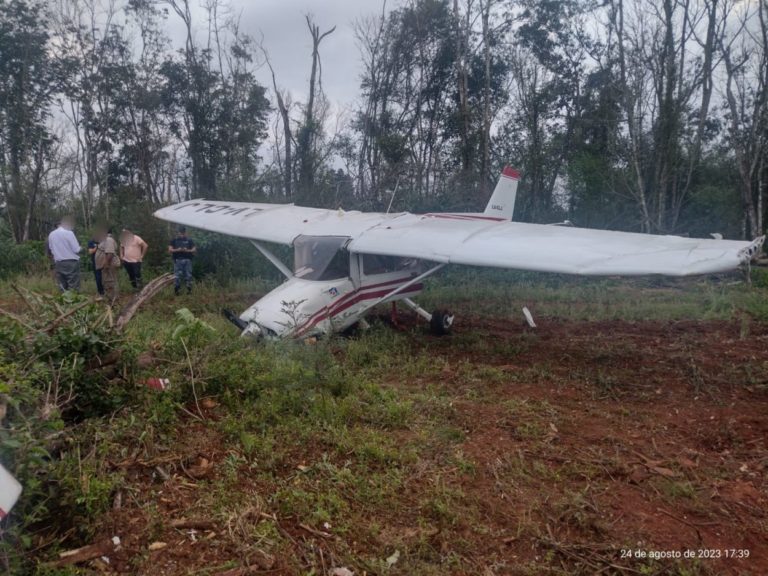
[430,309,454,335]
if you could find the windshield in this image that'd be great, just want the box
[293,235,350,281]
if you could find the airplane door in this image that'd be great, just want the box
[351,252,363,288]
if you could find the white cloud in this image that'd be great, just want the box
[165,0,392,106]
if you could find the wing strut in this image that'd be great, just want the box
[357,263,447,318]
[251,241,292,280]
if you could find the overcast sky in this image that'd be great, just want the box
[165,0,391,108]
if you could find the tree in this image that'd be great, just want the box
[162,0,270,200]
[720,0,768,238]
[606,0,730,232]
[296,15,336,204]
[0,0,56,241]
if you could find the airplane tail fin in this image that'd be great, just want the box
[484,166,520,220]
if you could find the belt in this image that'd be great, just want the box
[56,259,79,262]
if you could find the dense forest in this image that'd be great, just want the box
[1,0,767,251]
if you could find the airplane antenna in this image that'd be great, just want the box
[386,177,401,214]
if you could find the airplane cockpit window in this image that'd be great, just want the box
[294,235,351,281]
[362,254,420,276]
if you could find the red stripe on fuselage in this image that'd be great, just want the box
[299,276,415,328]
[296,281,424,336]
[296,277,419,334]
[424,213,506,222]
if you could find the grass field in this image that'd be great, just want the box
[1,268,767,575]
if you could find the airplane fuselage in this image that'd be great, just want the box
[237,240,426,338]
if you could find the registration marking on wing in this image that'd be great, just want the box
[172,202,265,217]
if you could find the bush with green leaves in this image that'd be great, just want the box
[0,221,48,279]
[0,291,138,572]
[171,307,216,345]
[0,349,65,560]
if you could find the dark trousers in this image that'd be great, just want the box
[54,260,81,292]
[173,259,193,293]
[93,268,104,295]
[123,261,143,289]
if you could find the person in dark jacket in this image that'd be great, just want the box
[168,226,196,295]
[87,237,105,296]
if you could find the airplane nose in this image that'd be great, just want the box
[240,321,279,339]
[241,322,263,338]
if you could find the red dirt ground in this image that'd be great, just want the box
[427,317,768,575]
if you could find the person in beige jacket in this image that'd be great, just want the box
[94,227,120,304]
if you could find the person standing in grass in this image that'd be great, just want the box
[87,236,105,296]
[94,227,120,304]
[119,228,148,291]
[168,226,196,295]
[47,216,82,292]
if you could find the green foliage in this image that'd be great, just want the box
[0,354,65,566]
[171,307,215,344]
[751,267,768,289]
[18,292,133,417]
[53,449,120,528]
[0,290,137,572]
[189,232,289,284]
[0,0,57,242]
[0,222,48,278]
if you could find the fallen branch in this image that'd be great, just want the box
[214,550,275,574]
[46,539,115,567]
[170,518,216,531]
[298,523,333,539]
[42,298,99,334]
[114,274,174,332]
[0,306,38,332]
[655,507,718,528]
[11,284,36,312]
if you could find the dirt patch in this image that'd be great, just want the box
[430,317,768,575]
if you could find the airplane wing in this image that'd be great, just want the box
[348,214,764,276]
[153,200,391,245]
[154,200,763,276]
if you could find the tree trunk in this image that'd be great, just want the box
[612,0,651,232]
[22,140,45,241]
[454,0,471,175]
[298,17,336,203]
[480,0,492,196]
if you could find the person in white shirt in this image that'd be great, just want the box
[47,216,82,292]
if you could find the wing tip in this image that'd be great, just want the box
[740,235,765,261]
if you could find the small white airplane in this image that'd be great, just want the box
[155,167,764,339]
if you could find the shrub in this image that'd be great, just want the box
[0,291,137,571]
[0,222,48,279]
